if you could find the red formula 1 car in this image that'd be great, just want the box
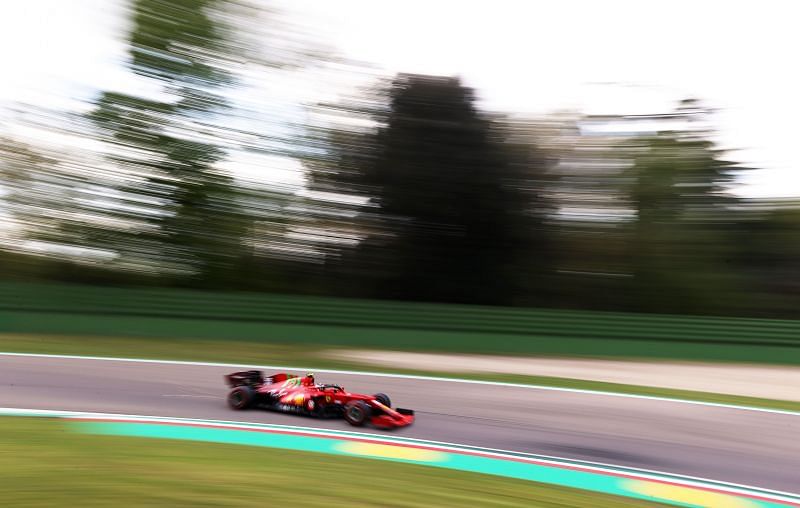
[224,370,414,429]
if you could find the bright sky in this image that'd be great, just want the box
[1,0,798,198]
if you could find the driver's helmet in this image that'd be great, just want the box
[303,372,315,386]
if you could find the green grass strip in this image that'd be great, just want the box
[0,416,665,508]
[71,418,799,508]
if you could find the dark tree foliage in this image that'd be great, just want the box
[734,207,800,316]
[315,74,549,305]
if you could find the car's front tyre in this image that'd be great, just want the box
[373,393,391,408]
[344,400,371,426]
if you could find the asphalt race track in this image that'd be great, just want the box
[1,354,798,493]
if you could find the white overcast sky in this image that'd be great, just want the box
[1,0,798,198]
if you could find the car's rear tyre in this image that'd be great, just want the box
[228,386,255,410]
[344,400,371,426]
[373,393,391,408]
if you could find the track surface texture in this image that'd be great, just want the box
[1,355,798,492]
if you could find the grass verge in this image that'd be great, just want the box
[2,333,800,414]
[0,417,666,507]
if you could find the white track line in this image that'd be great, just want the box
[1,351,799,417]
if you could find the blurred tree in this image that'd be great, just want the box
[735,205,800,316]
[490,115,556,306]
[87,0,247,286]
[0,136,59,247]
[624,99,748,314]
[311,74,550,305]
[507,113,636,312]
[0,135,134,283]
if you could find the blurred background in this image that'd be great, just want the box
[1,0,798,319]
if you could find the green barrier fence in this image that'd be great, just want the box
[1,281,799,362]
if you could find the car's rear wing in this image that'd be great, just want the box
[225,370,300,387]
[225,370,264,387]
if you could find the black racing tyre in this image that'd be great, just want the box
[344,400,371,426]
[373,393,391,408]
[228,386,255,410]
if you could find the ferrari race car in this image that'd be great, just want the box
[224,370,415,429]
